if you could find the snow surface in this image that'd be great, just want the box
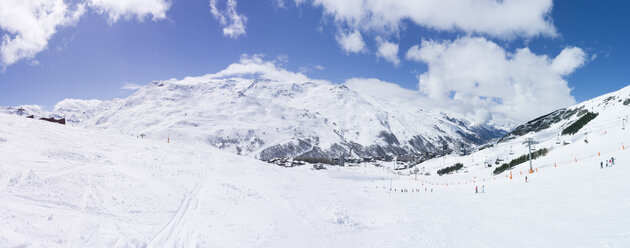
[1,85,630,247]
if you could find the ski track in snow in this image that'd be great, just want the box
[149,183,204,247]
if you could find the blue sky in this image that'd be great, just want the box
[0,0,629,123]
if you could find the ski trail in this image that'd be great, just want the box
[147,183,204,247]
[68,175,93,247]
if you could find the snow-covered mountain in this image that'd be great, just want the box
[498,85,630,144]
[1,91,629,247]
[1,78,629,247]
[52,98,122,124]
[0,105,50,118]
[64,77,506,160]
[413,84,630,177]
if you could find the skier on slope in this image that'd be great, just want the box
[611,157,615,165]
[601,161,603,169]
[482,185,485,193]
[475,186,478,194]
[525,176,528,183]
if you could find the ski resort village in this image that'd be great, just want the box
[2,0,630,247]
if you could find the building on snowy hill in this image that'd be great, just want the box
[38,117,66,125]
[334,156,345,166]
[397,154,423,163]
[1,106,65,125]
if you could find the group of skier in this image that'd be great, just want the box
[600,157,616,168]
[384,186,433,193]
[475,185,485,194]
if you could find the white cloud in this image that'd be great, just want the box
[300,0,556,39]
[210,0,247,39]
[375,37,400,66]
[299,64,325,74]
[88,0,171,23]
[274,0,286,9]
[121,82,142,90]
[405,45,422,62]
[276,54,289,65]
[414,37,587,126]
[0,0,172,68]
[204,54,330,85]
[344,77,434,109]
[335,30,366,54]
[551,47,587,76]
[0,0,84,67]
[295,0,557,66]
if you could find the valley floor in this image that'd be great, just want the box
[1,113,629,247]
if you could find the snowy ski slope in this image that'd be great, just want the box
[1,86,629,247]
[413,85,630,181]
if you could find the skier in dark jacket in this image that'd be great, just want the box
[601,161,603,169]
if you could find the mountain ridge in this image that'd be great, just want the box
[38,76,506,160]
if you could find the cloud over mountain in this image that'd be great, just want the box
[412,37,586,126]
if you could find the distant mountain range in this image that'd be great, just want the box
[3,77,512,160]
